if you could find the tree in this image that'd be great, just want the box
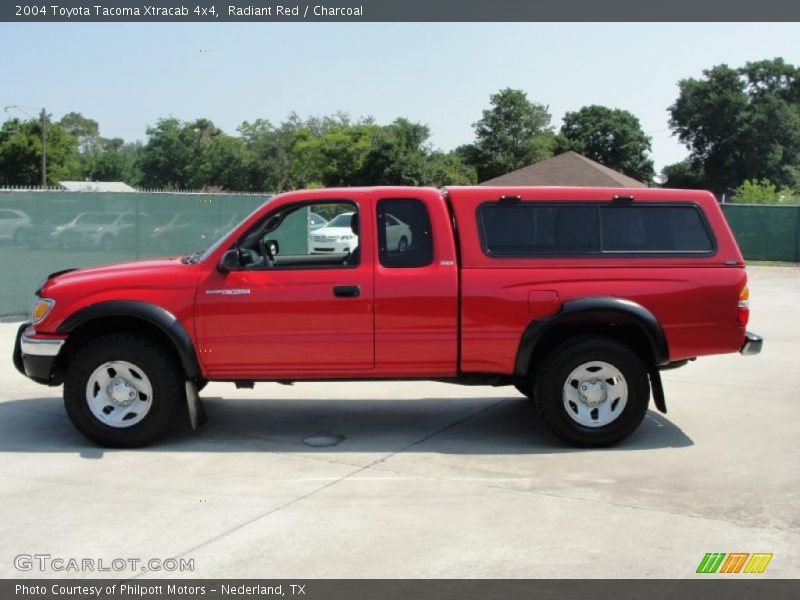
[82,138,143,184]
[139,117,246,190]
[731,179,782,204]
[555,105,654,182]
[459,88,555,182]
[661,159,706,189]
[423,151,477,186]
[0,117,80,185]
[669,58,800,193]
[353,118,431,186]
[59,112,100,154]
[239,116,306,192]
[189,134,248,190]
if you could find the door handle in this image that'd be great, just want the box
[333,285,360,298]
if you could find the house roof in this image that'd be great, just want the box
[480,151,647,188]
[59,181,137,193]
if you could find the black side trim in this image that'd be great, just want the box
[57,301,201,379]
[12,322,29,376]
[649,368,667,414]
[514,296,670,377]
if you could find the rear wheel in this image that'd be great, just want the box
[64,334,183,447]
[533,336,650,447]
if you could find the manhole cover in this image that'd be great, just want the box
[302,434,345,448]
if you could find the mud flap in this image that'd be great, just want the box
[649,369,667,414]
[185,380,208,430]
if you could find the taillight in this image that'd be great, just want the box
[738,286,750,327]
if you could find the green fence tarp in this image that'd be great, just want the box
[0,191,272,316]
[721,204,800,263]
[1,193,798,316]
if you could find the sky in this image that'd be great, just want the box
[2,22,800,175]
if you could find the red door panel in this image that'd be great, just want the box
[195,267,374,377]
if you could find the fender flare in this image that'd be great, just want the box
[57,300,201,379]
[514,297,670,378]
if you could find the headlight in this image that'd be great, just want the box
[31,298,55,324]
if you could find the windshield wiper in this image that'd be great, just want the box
[181,250,203,264]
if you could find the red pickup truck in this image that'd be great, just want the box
[14,186,762,448]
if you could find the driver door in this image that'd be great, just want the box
[194,197,374,378]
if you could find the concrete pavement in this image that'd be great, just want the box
[0,265,798,579]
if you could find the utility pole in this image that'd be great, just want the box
[40,108,47,186]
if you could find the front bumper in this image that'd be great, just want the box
[310,240,356,254]
[13,322,65,385]
[740,331,763,356]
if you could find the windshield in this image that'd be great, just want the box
[78,213,117,225]
[327,213,352,228]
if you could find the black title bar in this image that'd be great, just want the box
[4,0,800,22]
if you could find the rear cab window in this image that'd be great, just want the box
[478,201,715,257]
[377,198,434,268]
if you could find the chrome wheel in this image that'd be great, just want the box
[85,361,153,428]
[562,361,628,428]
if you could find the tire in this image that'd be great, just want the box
[63,334,184,448]
[533,336,650,447]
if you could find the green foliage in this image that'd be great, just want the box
[138,117,200,188]
[661,159,706,189]
[424,151,477,186]
[555,105,654,182]
[82,138,143,184]
[0,117,80,185]
[669,58,800,193]
[59,112,100,154]
[459,88,555,182]
[731,179,783,204]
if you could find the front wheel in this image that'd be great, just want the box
[533,336,650,447]
[64,334,183,447]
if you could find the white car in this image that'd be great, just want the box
[0,208,32,244]
[383,213,413,252]
[309,211,327,231]
[310,212,358,254]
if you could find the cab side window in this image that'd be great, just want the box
[238,200,359,269]
[377,199,433,268]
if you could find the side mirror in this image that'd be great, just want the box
[265,239,279,256]
[218,249,241,272]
